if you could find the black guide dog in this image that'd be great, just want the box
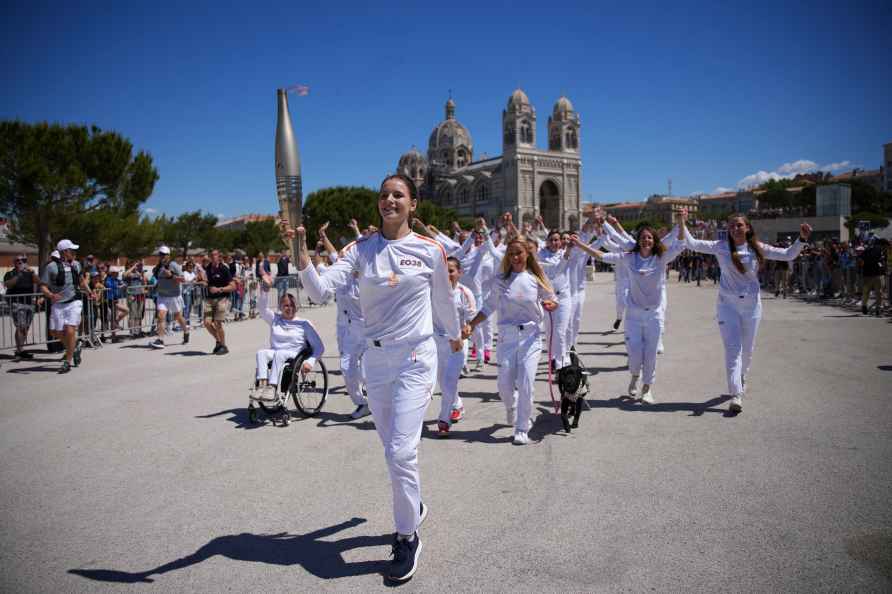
[557,351,594,433]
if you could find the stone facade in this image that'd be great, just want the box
[396,89,583,230]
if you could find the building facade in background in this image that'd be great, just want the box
[396,90,583,230]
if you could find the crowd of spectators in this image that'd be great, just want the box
[0,248,304,355]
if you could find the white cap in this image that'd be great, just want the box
[50,250,60,259]
[158,245,171,255]
[56,239,79,251]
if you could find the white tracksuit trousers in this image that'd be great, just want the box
[363,336,437,536]
[615,275,629,321]
[337,320,367,407]
[716,293,762,397]
[255,348,301,385]
[544,296,571,369]
[481,313,493,353]
[471,291,485,363]
[566,290,586,349]
[497,324,542,433]
[624,305,661,385]
[435,334,466,422]
[657,285,667,352]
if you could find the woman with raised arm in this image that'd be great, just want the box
[289,174,461,583]
[683,211,811,413]
[570,220,685,404]
[467,236,558,445]
[253,272,324,397]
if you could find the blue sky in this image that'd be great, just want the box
[3,0,890,219]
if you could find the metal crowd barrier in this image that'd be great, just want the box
[0,275,327,353]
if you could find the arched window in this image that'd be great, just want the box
[504,125,515,145]
[476,184,489,203]
[521,121,532,144]
[549,128,561,151]
[457,149,467,168]
[460,188,470,205]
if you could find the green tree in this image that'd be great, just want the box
[161,210,219,256]
[0,121,159,270]
[302,185,466,248]
[302,186,379,247]
[240,219,285,257]
[62,210,163,261]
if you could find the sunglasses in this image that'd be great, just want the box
[15,258,27,263]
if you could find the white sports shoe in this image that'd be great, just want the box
[628,375,639,397]
[506,407,516,426]
[351,403,371,419]
[729,395,743,413]
[513,431,529,445]
[641,386,656,404]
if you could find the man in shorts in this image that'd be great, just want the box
[203,249,236,355]
[40,239,90,373]
[149,246,189,349]
[3,254,41,360]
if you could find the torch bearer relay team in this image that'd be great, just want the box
[29,172,822,581]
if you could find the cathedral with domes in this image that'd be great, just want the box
[397,89,582,230]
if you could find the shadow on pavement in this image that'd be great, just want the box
[315,411,376,431]
[194,408,265,430]
[878,365,892,372]
[6,364,62,374]
[165,350,209,357]
[68,517,389,584]
[543,394,735,417]
[422,419,513,444]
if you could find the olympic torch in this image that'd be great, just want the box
[275,88,303,262]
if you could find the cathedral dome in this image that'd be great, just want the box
[397,146,428,179]
[553,96,574,118]
[428,97,473,169]
[507,88,531,111]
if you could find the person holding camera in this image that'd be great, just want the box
[4,254,41,360]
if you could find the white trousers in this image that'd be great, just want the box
[481,311,494,352]
[363,336,437,536]
[566,289,585,349]
[657,285,667,351]
[544,296,571,369]
[434,335,466,422]
[716,293,762,397]
[497,324,542,433]
[615,274,629,320]
[624,305,661,385]
[255,348,300,386]
[337,319,367,407]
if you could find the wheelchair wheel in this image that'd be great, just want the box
[289,358,328,417]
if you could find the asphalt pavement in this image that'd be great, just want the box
[1,275,891,593]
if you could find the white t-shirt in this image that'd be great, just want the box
[481,270,556,327]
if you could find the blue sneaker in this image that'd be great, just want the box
[388,532,422,582]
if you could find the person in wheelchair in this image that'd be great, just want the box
[254,273,324,399]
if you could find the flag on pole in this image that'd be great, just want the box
[285,84,310,96]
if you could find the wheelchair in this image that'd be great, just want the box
[248,346,328,426]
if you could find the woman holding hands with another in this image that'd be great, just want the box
[682,210,810,413]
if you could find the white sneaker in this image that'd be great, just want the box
[641,386,656,404]
[513,431,529,445]
[729,395,743,413]
[506,407,516,426]
[351,403,371,419]
[628,375,639,397]
[460,365,470,378]
[657,344,665,354]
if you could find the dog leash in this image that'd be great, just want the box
[545,309,559,414]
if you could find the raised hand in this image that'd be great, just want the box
[318,221,330,236]
[606,214,618,225]
[348,218,359,230]
[800,223,812,240]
